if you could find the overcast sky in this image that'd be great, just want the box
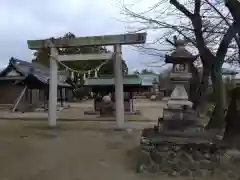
[0,0,164,72]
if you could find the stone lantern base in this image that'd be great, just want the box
[167,84,193,108]
[167,100,193,108]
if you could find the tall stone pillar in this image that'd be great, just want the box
[114,44,125,129]
[48,47,58,127]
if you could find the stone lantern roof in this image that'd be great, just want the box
[165,39,197,64]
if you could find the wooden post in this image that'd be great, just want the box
[94,98,97,112]
[12,86,27,112]
[62,88,66,103]
[60,88,63,107]
[30,89,32,104]
[130,92,134,113]
[65,88,68,101]
[114,44,125,129]
[44,87,48,109]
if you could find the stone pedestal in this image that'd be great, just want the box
[167,84,193,108]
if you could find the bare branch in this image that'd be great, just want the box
[216,22,238,65]
[170,0,194,19]
[119,0,239,68]
[204,0,240,49]
[166,38,175,46]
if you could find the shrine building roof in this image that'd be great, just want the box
[0,57,71,88]
[84,75,142,86]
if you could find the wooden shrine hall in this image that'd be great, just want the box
[84,75,144,115]
[0,57,72,112]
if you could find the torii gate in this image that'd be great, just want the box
[27,33,147,129]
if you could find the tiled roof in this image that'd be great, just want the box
[9,57,70,87]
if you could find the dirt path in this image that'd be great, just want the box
[0,100,236,180]
[0,120,164,180]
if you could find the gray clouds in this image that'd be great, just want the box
[0,0,161,72]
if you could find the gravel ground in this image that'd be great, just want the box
[0,120,237,180]
[0,100,238,180]
[0,120,164,180]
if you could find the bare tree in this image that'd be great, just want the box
[226,0,240,35]
[119,0,239,129]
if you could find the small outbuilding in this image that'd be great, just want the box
[0,57,73,112]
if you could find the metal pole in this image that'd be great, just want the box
[114,44,125,129]
[48,46,58,127]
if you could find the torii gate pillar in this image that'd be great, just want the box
[48,47,58,127]
[114,44,124,129]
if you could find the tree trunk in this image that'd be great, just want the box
[223,88,240,149]
[192,67,210,110]
[226,0,240,35]
[224,90,236,139]
[205,69,225,130]
[189,64,200,104]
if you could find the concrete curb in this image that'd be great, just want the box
[0,117,156,123]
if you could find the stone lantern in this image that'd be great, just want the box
[165,39,197,109]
